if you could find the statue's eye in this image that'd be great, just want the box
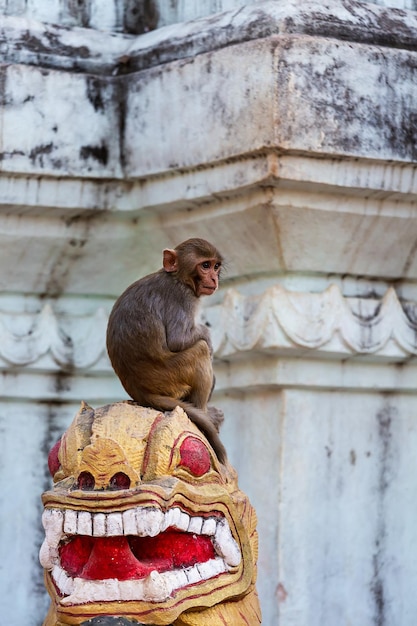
[179,436,211,477]
[109,472,131,490]
[77,471,95,490]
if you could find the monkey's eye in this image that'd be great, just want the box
[201,261,211,270]
[179,436,211,477]
[214,262,221,272]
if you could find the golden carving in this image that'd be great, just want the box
[40,401,261,625]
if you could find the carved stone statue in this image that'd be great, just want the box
[40,401,261,625]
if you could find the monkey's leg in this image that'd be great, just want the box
[177,340,214,410]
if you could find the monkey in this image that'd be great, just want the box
[106,238,227,463]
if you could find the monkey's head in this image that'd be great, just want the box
[163,238,223,297]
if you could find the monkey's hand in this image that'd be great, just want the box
[197,324,213,355]
[207,406,224,432]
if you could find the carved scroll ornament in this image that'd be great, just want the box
[1,286,416,371]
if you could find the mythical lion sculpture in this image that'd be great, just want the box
[40,401,261,625]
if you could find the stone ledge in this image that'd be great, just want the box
[2,155,416,216]
[1,0,417,75]
[214,356,417,393]
[2,180,417,295]
[0,1,417,178]
[2,354,416,401]
[2,34,417,178]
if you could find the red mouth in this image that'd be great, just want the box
[60,531,216,581]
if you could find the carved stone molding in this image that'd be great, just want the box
[0,304,108,369]
[1,286,416,372]
[207,285,417,360]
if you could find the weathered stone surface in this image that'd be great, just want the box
[218,389,417,626]
[0,0,158,33]
[152,0,417,27]
[1,1,417,179]
[1,1,417,625]
[0,64,122,177]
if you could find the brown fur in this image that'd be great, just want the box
[106,239,227,463]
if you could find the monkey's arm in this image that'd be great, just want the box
[161,281,212,353]
[165,316,212,354]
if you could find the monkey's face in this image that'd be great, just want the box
[194,259,221,297]
[40,402,258,625]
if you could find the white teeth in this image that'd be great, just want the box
[161,507,180,531]
[39,539,58,570]
[202,517,216,536]
[42,505,242,602]
[213,519,241,568]
[61,577,120,605]
[106,512,123,536]
[53,557,228,606]
[122,508,137,535]
[42,509,63,547]
[92,513,106,537]
[188,516,203,534]
[162,568,188,591]
[176,510,190,532]
[184,564,201,584]
[77,511,92,536]
[136,507,164,537]
[63,509,77,535]
[118,579,141,602]
[197,557,227,579]
[143,570,171,602]
[52,565,74,596]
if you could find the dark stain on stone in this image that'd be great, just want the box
[124,0,159,35]
[43,31,90,59]
[17,31,92,75]
[54,371,73,392]
[376,405,393,495]
[66,0,91,29]
[115,78,128,170]
[369,401,396,626]
[80,143,109,165]
[0,149,25,161]
[86,76,105,112]
[371,565,386,626]
[0,68,7,107]
[41,229,91,298]
[29,142,54,166]
[69,238,86,248]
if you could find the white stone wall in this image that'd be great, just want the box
[1,0,415,31]
[1,1,417,625]
[154,0,417,25]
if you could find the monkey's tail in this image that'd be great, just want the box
[144,394,227,464]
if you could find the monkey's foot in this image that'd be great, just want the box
[207,406,224,432]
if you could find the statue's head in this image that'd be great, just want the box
[40,402,259,625]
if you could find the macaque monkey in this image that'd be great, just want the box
[106,238,227,463]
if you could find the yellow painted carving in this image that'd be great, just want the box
[40,401,261,625]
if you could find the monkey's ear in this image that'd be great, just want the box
[162,248,178,273]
